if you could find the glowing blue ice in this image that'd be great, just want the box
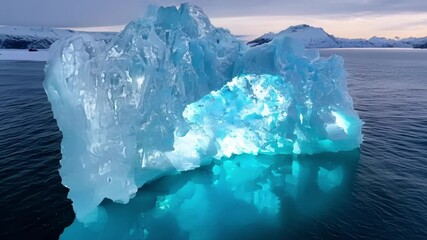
[44,3,362,222]
[178,73,362,160]
[60,151,360,240]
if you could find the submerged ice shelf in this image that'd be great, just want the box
[43,3,362,222]
[60,151,360,240]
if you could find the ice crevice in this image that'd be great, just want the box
[43,3,362,222]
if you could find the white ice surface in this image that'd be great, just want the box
[0,49,48,61]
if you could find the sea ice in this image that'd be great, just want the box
[44,3,362,221]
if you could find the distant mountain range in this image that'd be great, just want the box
[0,26,116,49]
[1,24,426,50]
[248,24,427,49]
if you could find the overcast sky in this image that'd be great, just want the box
[1,0,426,39]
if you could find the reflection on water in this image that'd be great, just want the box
[61,150,359,240]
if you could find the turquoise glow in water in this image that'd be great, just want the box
[61,151,359,240]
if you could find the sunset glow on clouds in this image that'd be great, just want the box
[1,0,426,39]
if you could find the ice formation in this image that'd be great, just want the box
[61,151,360,240]
[44,3,362,221]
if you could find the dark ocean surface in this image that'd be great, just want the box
[0,49,426,239]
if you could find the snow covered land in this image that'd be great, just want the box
[0,26,115,49]
[248,24,427,48]
[1,24,426,58]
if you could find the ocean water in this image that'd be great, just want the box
[0,49,426,240]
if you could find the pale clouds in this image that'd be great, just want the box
[211,13,427,39]
[1,0,426,38]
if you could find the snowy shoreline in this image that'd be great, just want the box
[0,49,48,61]
[0,47,424,63]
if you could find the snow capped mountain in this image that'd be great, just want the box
[414,42,427,48]
[336,38,373,48]
[248,24,338,48]
[248,24,427,48]
[1,24,426,50]
[0,26,116,49]
[280,24,338,48]
[367,36,411,48]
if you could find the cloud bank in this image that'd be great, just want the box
[1,0,426,38]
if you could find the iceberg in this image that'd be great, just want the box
[44,3,362,222]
